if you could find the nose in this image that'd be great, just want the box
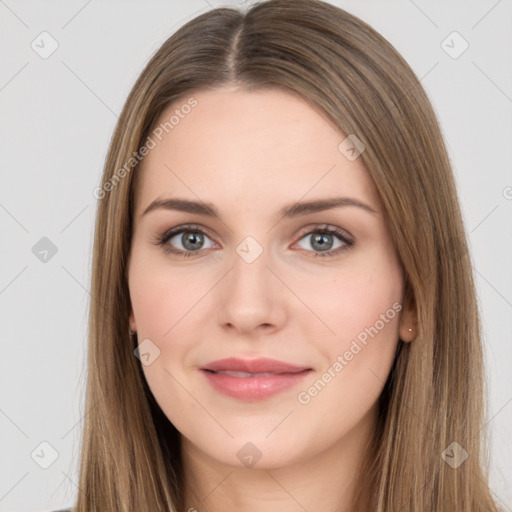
[216,240,287,337]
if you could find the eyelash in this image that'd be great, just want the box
[152,223,354,259]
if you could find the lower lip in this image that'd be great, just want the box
[200,369,313,401]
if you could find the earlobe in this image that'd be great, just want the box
[400,325,416,342]
[399,313,417,342]
[399,284,417,342]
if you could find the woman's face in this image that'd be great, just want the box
[128,85,413,470]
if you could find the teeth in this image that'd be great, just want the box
[214,370,278,377]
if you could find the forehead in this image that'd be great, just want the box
[134,86,381,218]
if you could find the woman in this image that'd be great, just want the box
[63,0,502,510]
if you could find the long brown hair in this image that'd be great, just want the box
[75,1,500,510]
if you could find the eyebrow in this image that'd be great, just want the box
[141,196,378,220]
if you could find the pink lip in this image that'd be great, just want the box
[200,357,313,401]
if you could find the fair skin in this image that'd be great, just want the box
[127,86,416,512]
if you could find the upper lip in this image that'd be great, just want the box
[200,357,311,374]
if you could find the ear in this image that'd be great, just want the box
[398,283,417,342]
[129,309,137,333]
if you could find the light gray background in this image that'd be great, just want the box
[1,1,511,511]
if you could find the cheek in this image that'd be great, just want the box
[129,251,204,341]
[128,257,201,426]
[128,254,212,392]
[296,258,403,343]
[129,274,173,340]
[292,252,404,409]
